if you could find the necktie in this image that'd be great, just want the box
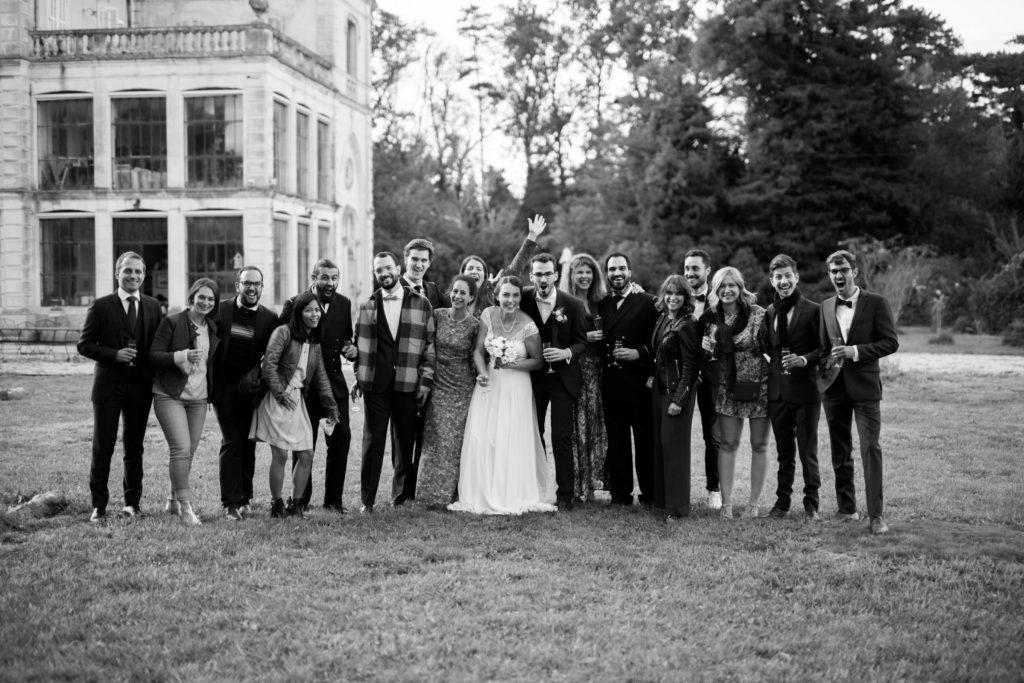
[837,298,853,308]
[414,285,423,295]
[127,295,138,332]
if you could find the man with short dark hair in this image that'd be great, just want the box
[818,249,899,534]
[683,248,722,509]
[401,238,450,309]
[212,266,278,520]
[764,254,822,520]
[78,251,163,522]
[279,258,357,512]
[598,252,659,507]
[354,251,436,512]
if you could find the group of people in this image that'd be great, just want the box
[78,215,898,534]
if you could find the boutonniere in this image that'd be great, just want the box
[553,307,567,323]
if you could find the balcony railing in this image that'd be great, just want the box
[30,24,335,90]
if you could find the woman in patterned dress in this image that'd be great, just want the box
[417,275,481,507]
[562,253,608,501]
[701,267,770,519]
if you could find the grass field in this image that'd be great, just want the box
[1,358,1023,681]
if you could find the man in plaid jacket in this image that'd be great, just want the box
[353,251,436,512]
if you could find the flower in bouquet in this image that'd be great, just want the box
[486,336,520,369]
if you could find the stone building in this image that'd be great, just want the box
[0,0,373,325]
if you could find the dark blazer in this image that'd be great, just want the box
[597,291,659,402]
[520,286,588,398]
[210,297,278,402]
[818,290,899,402]
[149,310,220,400]
[652,313,703,406]
[77,291,163,401]
[280,291,354,400]
[401,276,450,310]
[766,295,822,403]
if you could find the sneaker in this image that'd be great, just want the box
[122,505,144,519]
[835,511,860,522]
[239,504,252,516]
[768,507,787,519]
[270,498,286,519]
[869,516,889,535]
[805,509,821,521]
[707,491,722,510]
[224,506,243,522]
[89,508,106,524]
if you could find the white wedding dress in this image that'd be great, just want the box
[449,311,557,515]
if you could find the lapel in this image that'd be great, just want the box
[846,291,869,342]
[374,290,395,344]
[604,293,628,336]
[822,297,842,343]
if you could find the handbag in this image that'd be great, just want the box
[729,380,760,402]
[238,360,267,399]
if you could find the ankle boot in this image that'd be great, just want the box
[270,498,286,518]
[178,500,201,526]
[286,497,304,519]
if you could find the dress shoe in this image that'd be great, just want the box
[164,496,179,515]
[556,499,574,512]
[359,504,374,515]
[707,491,723,510]
[178,501,202,527]
[122,505,144,519]
[89,508,106,523]
[835,511,860,522]
[323,502,347,514]
[270,498,286,518]
[805,509,821,521]
[869,516,889,535]
[768,506,787,519]
[223,506,243,521]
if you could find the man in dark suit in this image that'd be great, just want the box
[211,266,278,520]
[597,253,659,507]
[353,252,436,512]
[77,251,163,522]
[683,248,721,509]
[764,254,823,520]
[818,249,899,535]
[519,253,589,510]
[280,258,358,512]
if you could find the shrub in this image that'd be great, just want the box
[928,333,954,345]
[969,252,1024,333]
[1002,319,1024,347]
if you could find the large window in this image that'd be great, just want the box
[112,216,168,301]
[186,215,244,294]
[185,94,242,188]
[296,110,310,197]
[318,223,332,259]
[112,97,167,190]
[297,221,310,290]
[273,100,287,189]
[317,118,332,202]
[40,216,95,306]
[38,99,94,190]
[346,20,357,75]
[273,217,289,303]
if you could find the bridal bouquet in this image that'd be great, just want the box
[486,335,520,369]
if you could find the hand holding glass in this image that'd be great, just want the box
[830,335,845,368]
[781,347,792,375]
[126,339,137,367]
[543,342,556,374]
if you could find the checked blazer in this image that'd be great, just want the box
[354,285,436,394]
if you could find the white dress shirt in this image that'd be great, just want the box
[381,285,404,340]
[835,287,860,362]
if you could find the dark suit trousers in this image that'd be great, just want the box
[604,392,654,505]
[214,386,258,507]
[768,398,821,513]
[652,392,695,516]
[360,388,418,507]
[391,396,427,501]
[823,377,884,518]
[298,391,351,507]
[696,378,720,492]
[89,386,153,510]
[533,374,575,502]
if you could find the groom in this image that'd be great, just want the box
[520,253,588,510]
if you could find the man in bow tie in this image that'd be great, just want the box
[683,248,722,510]
[818,249,898,535]
[353,252,436,512]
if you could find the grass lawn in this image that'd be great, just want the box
[895,325,1021,355]
[1,363,1023,681]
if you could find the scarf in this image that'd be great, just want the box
[715,302,750,394]
[772,287,800,351]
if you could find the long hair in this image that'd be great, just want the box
[563,253,607,309]
[186,277,220,321]
[706,266,757,313]
[450,273,479,301]
[655,274,694,316]
[287,291,321,343]
[459,255,489,281]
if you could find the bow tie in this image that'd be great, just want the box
[837,298,853,308]
[383,294,399,301]
[537,297,554,307]
[695,294,707,303]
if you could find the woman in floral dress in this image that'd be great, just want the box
[417,275,481,507]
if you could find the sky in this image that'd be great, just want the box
[376,0,1023,55]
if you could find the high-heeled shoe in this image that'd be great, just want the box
[719,504,734,519]
[164,494,179,515]
[178,500,202,527]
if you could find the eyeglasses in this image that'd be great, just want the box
[239,281,263,288]
[532,272,556,280]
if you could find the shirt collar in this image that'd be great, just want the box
[536,289,557,305]
[839,287,861,305]
[235,296,259,312]
[381,285,405,302]
[117,288,138,303]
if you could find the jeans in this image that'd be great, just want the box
[153,394,209,502]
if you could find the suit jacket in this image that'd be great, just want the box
[354,286,436,394]
[149,310,220,400]
[401,276,450,310]
[280,291,354,400]
[210,296,278,402]
[766,294,821,403]
[520,286,588,398]
[77,291,163,401]
[818,290,899,402]
[597,291,659,402]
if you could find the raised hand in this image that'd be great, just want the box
[527,214,547,241]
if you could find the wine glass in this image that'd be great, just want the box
[543,342,556,374]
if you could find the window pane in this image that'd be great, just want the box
[38,99,94,190]
[273,100,287,189]
[273,218,289,303]
[318,223,331,259]
[185,95,243,188]
[296,111,310,197]
[112,97,167,190]
[317,119,332,202]
[112,217,168,302]
[40,217,95,305]
[187,215,243,294]
[296,221,310,293]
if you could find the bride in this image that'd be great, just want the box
[449,276,557,515]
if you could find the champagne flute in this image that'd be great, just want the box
[829,335,845,369]
[781,346,791,375]
[126,339,137,367]
[543,342,556,374]
[609,338,623,368]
